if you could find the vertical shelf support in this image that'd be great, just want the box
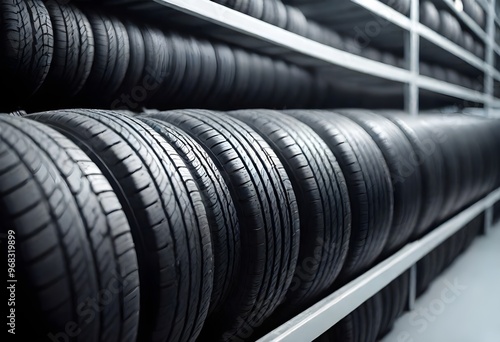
[405,0,420,116]
[408,264,417,310]
[485,0,496,116]
[484,206,493,235]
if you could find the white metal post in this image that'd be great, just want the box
[484,206,494,235]
[405,0,420,116]
[485,0,496,116]
[408,264,417,310]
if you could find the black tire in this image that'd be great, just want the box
[7,110,27,116]
[81,11,119,103]
[422,117,463,221]
[229,48,252,108]
[107,16,130,100]
[139,26,173,108]
[338,110,422,254]
[111,21,146,111]
[43,1,94,97]
[286,110,393,281]
[473,119,498,196]
[30,109,213,342]
[0,0,53,98]
[170,36,202,107]
[417,247,439,296]
[420,1,440,31]
[383,113,447,237]
[148,109,299,341]
[191,40,218,106]
[137,116,239,314]
[319,292,383,342]
[206,43,236,109]
[228,109,351,308]
[378,271,409,338]
[1,115,140,341]
[0,119,97,341]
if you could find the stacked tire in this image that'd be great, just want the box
[1,109,500,341]
[0,0,331,112]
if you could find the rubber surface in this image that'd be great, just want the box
[138,116,239,314]
[383,113,446,237]
[0,0,53,98]
[338,110,422,254]
[286,110,393,281]
[43,2,94,97]
[1,115,140,341]
[229,109,351,308]
[30,109,213,342]
[148,109,299,341]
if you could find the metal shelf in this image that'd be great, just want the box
[349,0,411,30]
[148,0,492,108]
[418,23,486,71]
[418,75,487,101]
[257,188,500,342]
[152,0,411,81]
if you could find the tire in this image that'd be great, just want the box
[107,16,131,100]
[228,109,351,308]
[286,110,393,281]
[111,21,146,110]
[43,2,94,97]
[206,43,236,109]
[473,119,498,196]
[338,110,422,254]
[191,40,218,106]
[378,271,409,338]
[81,12,119,103]
[30,109,213,342]
[139,26,173,108]
[0,0,53,98]
[0,115,140,341]
[137,116,239,314]
[422,116,463,221]
[319,292,383,342]
[383,113,447,237]
[7,110,27,116]
[170,36,202,107]
[417,247,439,296]
[0,119,98,341]
[147,109,299,341]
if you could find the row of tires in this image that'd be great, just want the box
[0,0,331,112]
[420,61,483,91]
[209,0,483,87]
[2,109,500,341]
[278,0,485,57]
[317,214,485,342]
[420,1,484,58]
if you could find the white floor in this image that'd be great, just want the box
[382,224,500,342]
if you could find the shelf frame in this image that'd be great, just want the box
[257,188,500,342]
[152,0,500,113]
[152,0,500,111]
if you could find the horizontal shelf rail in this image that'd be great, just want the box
[350,0,412,30]
[417,75,488,101]
[153,0,490,104]
[153,0,412,83]
[258,188,500,342]
[417,23,486,71]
